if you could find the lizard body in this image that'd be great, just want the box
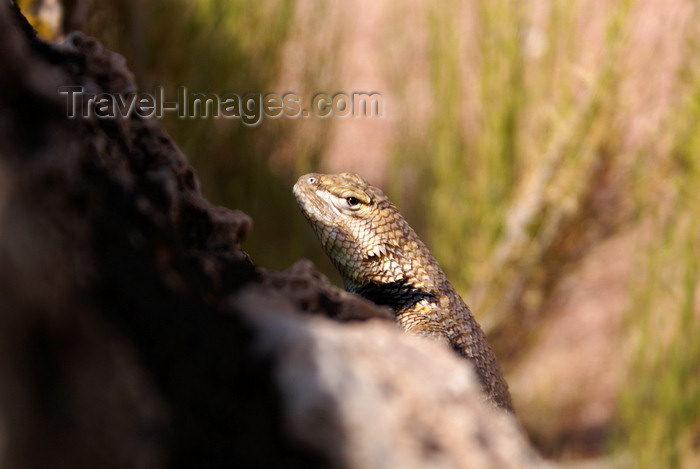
[293,172,513,412]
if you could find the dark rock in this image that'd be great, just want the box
[0,4,321,469]
[259,259,395,322]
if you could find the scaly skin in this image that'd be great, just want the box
[293,172,513,412]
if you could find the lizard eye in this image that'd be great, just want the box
[346,196,361,206]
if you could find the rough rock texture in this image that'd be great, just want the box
[0,3,547,469]
[236,287,540,469]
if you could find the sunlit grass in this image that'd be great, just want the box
[390,0,632,338]
[614,25,700,465]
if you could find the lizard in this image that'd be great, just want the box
[293,172,514,412]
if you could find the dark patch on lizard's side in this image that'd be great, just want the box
[354,281,437,312]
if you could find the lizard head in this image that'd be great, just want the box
[293,172,411,291]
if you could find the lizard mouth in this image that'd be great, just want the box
[294,177,344,223]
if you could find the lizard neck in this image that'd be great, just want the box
[352,280,437,312]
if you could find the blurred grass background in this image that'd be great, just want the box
[20,0,700,466]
